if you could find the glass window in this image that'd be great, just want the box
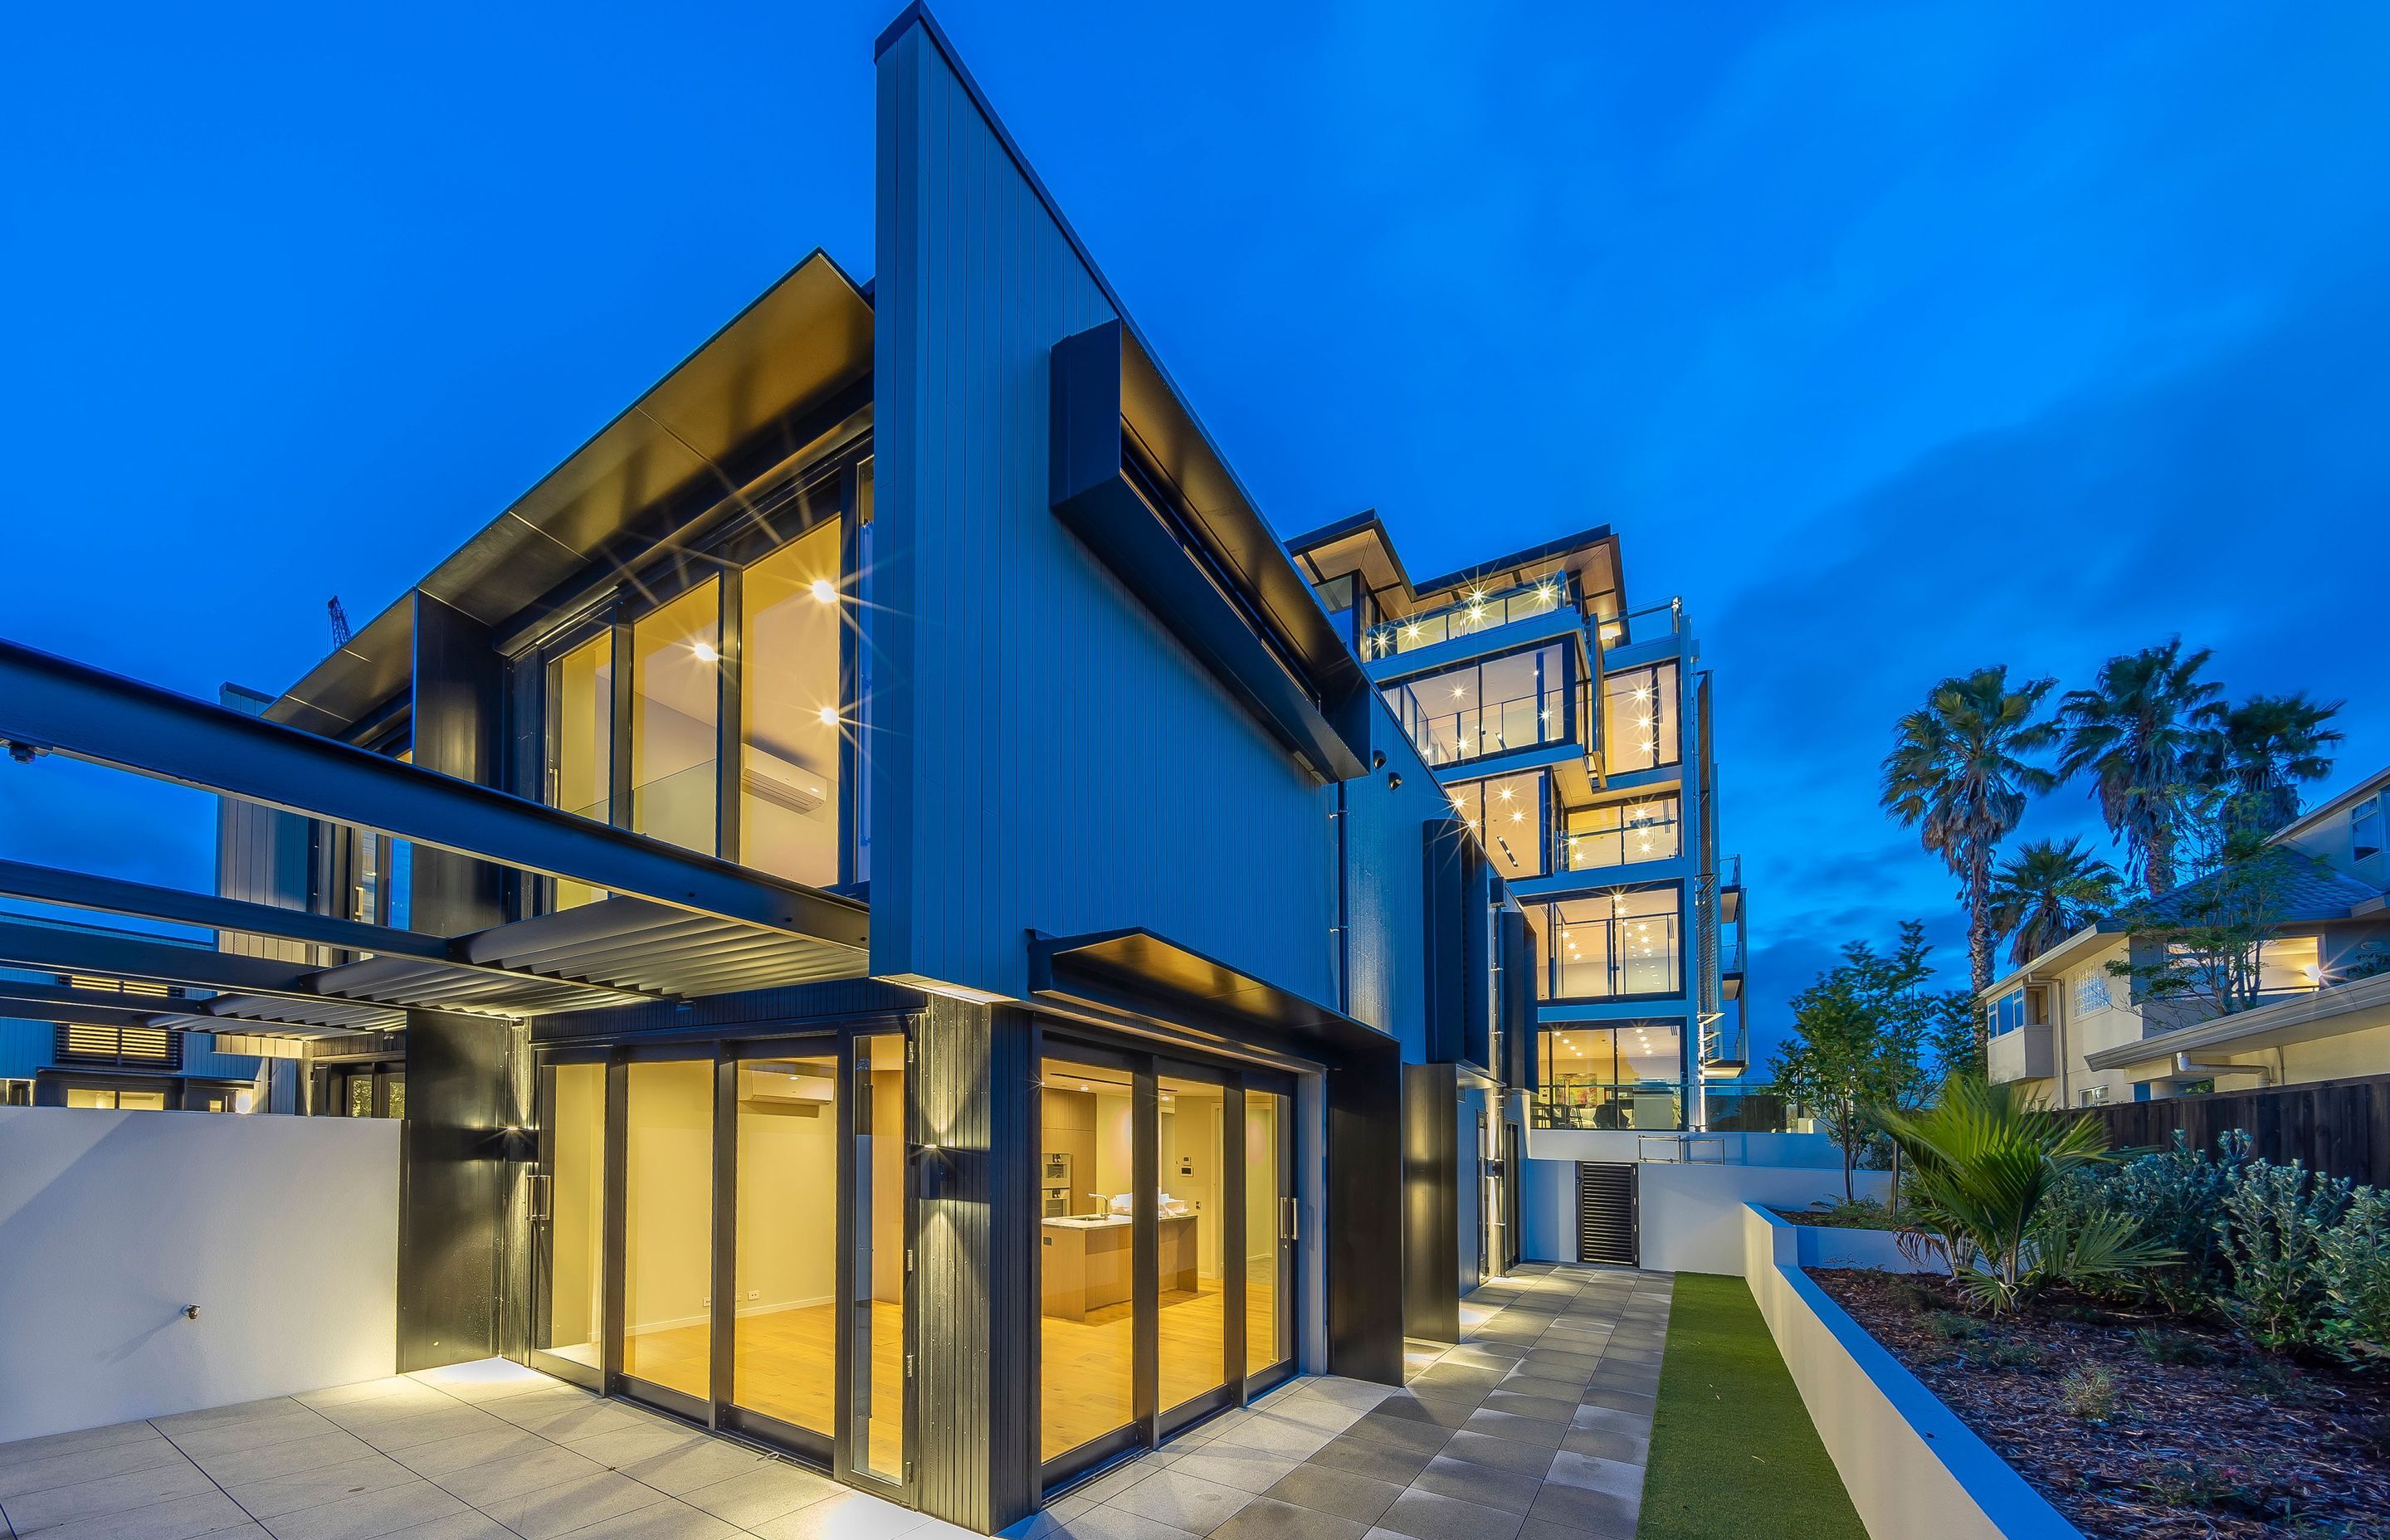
[852,1033,905,1479]
[1244,1089,1290,1373]
[1363,576,1570,660]
[2260,935,2322,994]
[1603,662,1680,772]
[2353,797,2384,862]
[734,1055,838,1435]
[1524,887,1682,999]
[622,1059,715,1400]
[740,524,844,888]
[1379,642,1570,768]
[1534,1024,1684,1129]
[1158,1075,1226,1413]
[632,582,721,855]
[1563,793,1680,870]
[1446,771,1549,880]
[547,632,614,910]
[539,1062,607,1373]
[1039,1057,1136,1462]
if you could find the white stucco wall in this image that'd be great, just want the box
[0,1106,401,1442]
[1518,1148,1890,1274]
[1741,1203,2084,1540]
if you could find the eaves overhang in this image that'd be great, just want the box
[1975,923,2129,1002]
[1029,928,1393,1066]
[270,251,875,736]
[1051,321,1372,781]
[2082,971,2390,1072]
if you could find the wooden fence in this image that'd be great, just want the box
[2066,1071,2390,1190]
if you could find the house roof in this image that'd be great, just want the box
[2082,968,2390,1071]
[2138,860,2386,925]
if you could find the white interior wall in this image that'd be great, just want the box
[0,1107,401,1444]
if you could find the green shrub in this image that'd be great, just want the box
[2085,1131,2245,1313]
[1921,1310,1983,1341]
[2319,1184,2390,1369]
[2219,1157,2352,1350]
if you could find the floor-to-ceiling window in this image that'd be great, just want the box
[1445,770,1549,880]
[1379,642,1572,768]
[535,1061,607,1381]
[631,582,721,855]
[1562,792,1680,871]
[740,522,844,888]
[733,1052,838,1438]
[1524,886,1683,999]
[622,1058,715,1406]
[548,632,614,909]
[1038,1055,1138,1465]
[1602,661,1680,773]
[1534,1023,1685,1129]
[1243,1089,1291,1377]
[851,1032,905,1484]
[1157,1075,1226,1416]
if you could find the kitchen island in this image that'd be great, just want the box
[1038,1213,1199,1321]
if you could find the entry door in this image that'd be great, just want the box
[530,1060,608,1389]
[1241,1083,1298,1392]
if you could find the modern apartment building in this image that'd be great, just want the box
[1982,763,2390,1104]
[0,960,266,1110]
[0,8,1557,1532]
[1288,518,1747,1134]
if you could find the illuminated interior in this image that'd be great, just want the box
[1602,661,1680,772]
[546,633,613,909]
[632,582,722,855]
[1446,770,1549,880]
[741,520,845,887]
[1537,1022,1685,1129]
[1524,888,1683,999]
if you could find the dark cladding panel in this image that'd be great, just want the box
[1499,910,1535,1093]
[398,1009,520,1371]
[411,592,508,933]
[910,998,1038,1532]
[1400,1063,1460,1343]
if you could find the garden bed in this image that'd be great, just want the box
[1812,1268,2390,1538]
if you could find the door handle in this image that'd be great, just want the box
[1281,1196,1299,1243]
[527,1172,553,1222]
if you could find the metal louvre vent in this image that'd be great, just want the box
[1576,1162,1637,1266]
[56,1024,183,1068]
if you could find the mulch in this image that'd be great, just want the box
[1812,1268,2390,1539]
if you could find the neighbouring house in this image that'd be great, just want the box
[1981,763,2390,1104]
[1287,517,1749,1137]
[0,962,266,1111]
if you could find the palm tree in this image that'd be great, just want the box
[1988,837,2120,965]
[2197,692,2344,837]
[1881,667,2060,1021]
[2057,640,2224,898]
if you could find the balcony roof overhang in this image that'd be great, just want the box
[1287,510,1622,626]
[2083,971,2390,1072]
[269,251,875,737]
[1028,927,1393,1065]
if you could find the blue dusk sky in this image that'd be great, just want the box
[5,2,2388,1065]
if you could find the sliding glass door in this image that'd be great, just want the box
[1036,1045,1300,1489]
[529,1031,910,1489]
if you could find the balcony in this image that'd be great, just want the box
[1386,685,1572,768]
[1595,598,1682,652]
[1363,575,1575,661]
[1988,1021,2056,1083]
[1719,852,1742,924]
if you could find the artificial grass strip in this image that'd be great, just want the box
[1639,1272,1866,1540]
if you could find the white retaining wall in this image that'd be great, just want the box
[0,1107,401,1442]
[1519,1141,1891,1274]
[1740,1202,2084,1540]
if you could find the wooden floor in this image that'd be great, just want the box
[623,1301,905,1474]
[622,1269,1285,1470]
[1039,1268,1281,1460]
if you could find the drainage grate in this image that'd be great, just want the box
[1576,1162,1638,1265]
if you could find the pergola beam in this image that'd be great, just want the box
[0,639,867,948]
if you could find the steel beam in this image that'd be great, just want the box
[0,639,868,948]
[0,921,325,1000]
